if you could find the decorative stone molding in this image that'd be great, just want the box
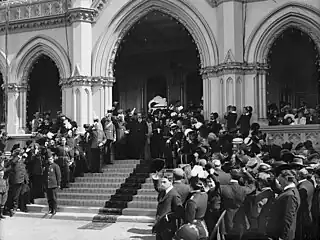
[201,62,268,78]
[2,83,28,92]
[67,8,97,23]
[60,76,115,88]
[0,0,97,33]
[261,125,320,150]
[205,0,267,8]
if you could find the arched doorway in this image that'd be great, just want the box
[266,28,320,109]
[26,55,61,128]
[113,11,202,113]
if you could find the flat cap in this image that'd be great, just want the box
[172,168,185,177]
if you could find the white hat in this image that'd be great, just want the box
[232,138,244,145]
[184,128,194,137]
[244,137,253,146]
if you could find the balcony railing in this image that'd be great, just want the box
[260,124,320,149]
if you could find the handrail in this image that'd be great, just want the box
[210,210,226,240]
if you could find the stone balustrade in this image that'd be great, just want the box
[5,134,33,152]
[260,125,320,150]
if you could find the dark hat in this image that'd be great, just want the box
[151,158,165,172]
[289,157,306,168]
[272,161,290,173]
[11,143,20,152]
[172,168,184,178]
[304,140,313,150]
[295,142,305,151]
[175,223,200,240]
[282,142,293,151]
[47,150,53,158]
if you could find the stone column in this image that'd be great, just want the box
[69,2,96,77]
[5,83,26,134]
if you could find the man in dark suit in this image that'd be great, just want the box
[266,136,282,161]
[266,169,301,240]
[44,150,61,215]
[152,174,183,240]
[172,168,190,205]
[296,168,314,240]
[89,119,106,173]
[220,168,256,240]
[212,160,231,185]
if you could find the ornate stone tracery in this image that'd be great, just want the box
[60,76,115,88]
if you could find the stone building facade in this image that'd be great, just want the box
[0,0,319,134]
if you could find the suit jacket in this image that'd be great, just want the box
[90,128,106,149]
[156,187,183,220]
[44,162,61,189]
[221,181,255,236]
[267,186,301,240]
[215,169,231,185]
[103,121,116,141]
[173,181,190,205]
[296,179,315,239]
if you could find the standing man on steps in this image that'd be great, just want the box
[152,174,184,240]
[172,168,190,205]
[44,150,61,215]
[89,119,106,173]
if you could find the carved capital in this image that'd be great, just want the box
[60,76,115,87]
[68,8,97,24]
[2,83,28,92]
[201,62,269,78]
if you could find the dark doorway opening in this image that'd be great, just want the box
[267,28,320,109]
[146,75,167,104]
[27,55,61,127]
[113,11,201,112]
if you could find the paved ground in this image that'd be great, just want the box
[0,217,155,240]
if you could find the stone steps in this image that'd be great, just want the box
[58,192,113,200]
[127,201,158,209]
[62,187,117,194]
[122,208,157,217]
[35,198,107,207]
[75,177,127,183]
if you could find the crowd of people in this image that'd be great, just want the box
[147,104,320,240]
[268,101,320,125]
[0,99,318,240]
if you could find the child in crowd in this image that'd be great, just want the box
[44,150,61,215]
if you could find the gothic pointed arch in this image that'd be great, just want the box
[92,0,218,78]
[10,35,71,84]
[245,2,320,63]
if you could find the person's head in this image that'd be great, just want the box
[172,168,184,181]
[206,174,216,190]
[256,172,271,190]
[0,170,4,179]
[60,137,66,146]
[297,111,304,118]
[67,129,73,138]
[297,168,309,181]
[160,176,172,191]
[106,113,112,121]
[48,154,54,164]
[137,113,143,122]
[277,169,296,188]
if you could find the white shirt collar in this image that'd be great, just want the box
[165,185,173,195]
[284,182,296,191]
[230,179,238,184]
[298,179,307,184]
[261,187,272,191]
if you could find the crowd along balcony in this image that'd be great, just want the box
[4,125,320,152]
[260,124,320,150]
